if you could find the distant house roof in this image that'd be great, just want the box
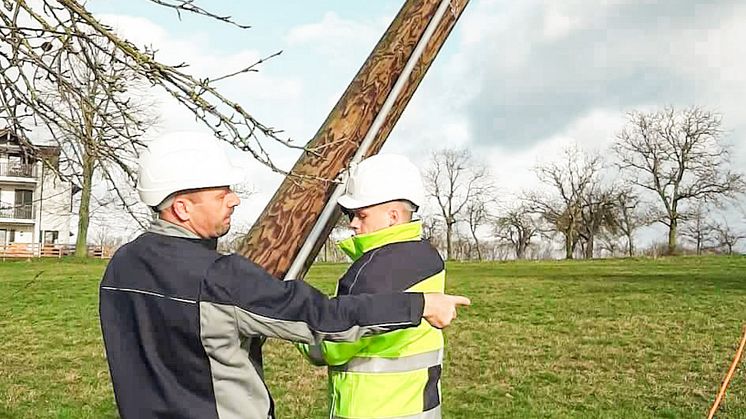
[0,127,61,167]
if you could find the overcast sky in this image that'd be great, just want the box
[88,0,746,249]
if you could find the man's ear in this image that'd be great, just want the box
[171,196,191,222]
[389,208,400,226]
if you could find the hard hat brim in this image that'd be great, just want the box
[337,194,421,211]
[337,194,369,210]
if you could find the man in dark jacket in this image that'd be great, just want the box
[99,136,469,419]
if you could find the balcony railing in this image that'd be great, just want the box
[0,205,35,220]
[0,162,38,179]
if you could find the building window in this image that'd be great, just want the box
[0,188,8,219]
[43,230,59,244]
[9,229,15,243]
[0,229,6,245]
[15,189,33,219]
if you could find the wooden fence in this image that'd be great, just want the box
[0,243,112,259]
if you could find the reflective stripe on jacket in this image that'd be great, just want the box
[299,221,445,418]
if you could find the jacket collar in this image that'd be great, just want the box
[149,218,201,239]
[149,219,219,250]
[338,221,422,261]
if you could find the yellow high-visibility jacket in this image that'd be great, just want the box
[299,221,445,418]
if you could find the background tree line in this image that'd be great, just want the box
[393,106,745,262]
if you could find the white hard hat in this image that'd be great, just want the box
[136,135,245,207]
[337,154,425,210]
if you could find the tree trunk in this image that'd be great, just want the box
[470,229,482,261]
[238,0,470,278]
[516,242,525,260]
[667,218,678,255]
[445,221,453,261]
[626,233,635,257]
[75,153,93,257]
[565,231,574,259]
[584,235,594,259]
[75,97,95,258]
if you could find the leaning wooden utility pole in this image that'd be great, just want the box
[239,0,469,279]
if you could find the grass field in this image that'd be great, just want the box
[1,256,744,418]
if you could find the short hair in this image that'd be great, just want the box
[400,200,417,213]
[156,195,175,212]
[395,200,417,222]
[155,187,211,212]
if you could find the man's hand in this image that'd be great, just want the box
[422,293,471,329]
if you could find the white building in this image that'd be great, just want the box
[0,129,73,246]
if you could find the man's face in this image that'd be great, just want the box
[347,201,409,235]
[181,187,240,239]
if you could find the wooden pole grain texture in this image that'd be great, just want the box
[239,0,469,278]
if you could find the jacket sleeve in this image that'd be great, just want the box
[297,339,370,366]
[202,254,424,344]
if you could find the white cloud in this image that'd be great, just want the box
[479,108,625,199]
[285,12,387,68]
[561,109,626,153]
[448,0,746,160]
[541,5,582,41]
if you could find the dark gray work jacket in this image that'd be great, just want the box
[99,220,424,419]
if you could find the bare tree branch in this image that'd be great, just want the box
[146,0,251,29]
[614,106,746,255]
[493,202,540,260]
[424,148,492,260]
[710,218,746,255]
[525,145,602,259]
[1,0,302,180]
[680,202,716,255]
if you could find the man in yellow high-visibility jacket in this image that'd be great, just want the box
[299,154,446,418]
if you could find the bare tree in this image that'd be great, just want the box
[576,186,619,259]
[597,230,623,257]
[612,188,650,257]
[526,146,602,259]
[494,203,540,260]
[710,219,745,255]
[424,148,491,260]
[34,37,155,256]
[1,0,296,178]
[92,223,125,252]
[680,202,715,255]
[464,194,490,261]
[614,107,746,255]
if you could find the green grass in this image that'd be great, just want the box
[1,256,745,418]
